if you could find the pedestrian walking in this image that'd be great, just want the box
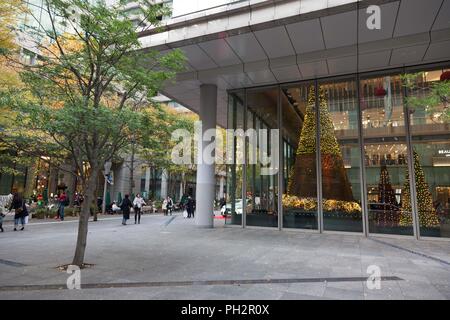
[120,194,132,225]
[0,212,5,232]
[9,192,27,231]
[167,196,174,215]
[133,194,146,224]
[163,196,173,216]
[186,195,195,219]
[57,191,67,221]
[162,197,168,216]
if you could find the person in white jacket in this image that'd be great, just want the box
[132,194,146,224]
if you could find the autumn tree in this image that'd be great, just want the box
[1,0,185,266]
[138,104,197,199]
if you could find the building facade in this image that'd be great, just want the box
[137,0,450,239]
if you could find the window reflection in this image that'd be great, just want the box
[361,74,414,235]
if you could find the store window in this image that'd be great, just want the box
[360,73,414,235]
[225,91,244,226]
[319,79,363,232]
[281,83,318,230]
[245,87,279,228]
[406,68,450,238]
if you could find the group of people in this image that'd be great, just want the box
[182,195,196,219]
[118,193,146,225]
[162,196,174,216]
[0,191,198,231]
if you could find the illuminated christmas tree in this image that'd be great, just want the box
[399,150,440,228]
[288,86,354,201]
[377,165,398,225]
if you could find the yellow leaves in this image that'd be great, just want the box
[0,56,21,90]
[45,33,84,58]
[0,0,25,92]
[0,0,25,51]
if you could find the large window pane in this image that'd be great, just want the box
[407,68,450,238]
[281,83,318,230]
[361,74,414,235]
[320,80,363,232]
[246,87,279,228]
[225,91,244,226]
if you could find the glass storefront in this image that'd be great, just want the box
[225,63,450,239]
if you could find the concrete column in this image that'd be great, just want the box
[160,169,168,199]
[195,84,217,228]
[219,176,225,199]
[179,182,184,200]
[144,167,150,195]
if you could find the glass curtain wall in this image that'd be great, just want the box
[319,79,363,232]
[281,83,318,230]
[226,63,449,238]
[406,67,450,238]
[245,87,279,228]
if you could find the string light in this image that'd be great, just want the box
[399,150,440,228]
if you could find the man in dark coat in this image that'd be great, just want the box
[120,194,132,225]
[186,196,195,219]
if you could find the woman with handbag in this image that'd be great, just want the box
[9,192,27,231]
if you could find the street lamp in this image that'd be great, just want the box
[102,161,112,215]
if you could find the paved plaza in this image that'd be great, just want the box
[1,213,450,300]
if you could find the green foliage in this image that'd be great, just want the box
[1,0,186,183]
[0,0,186,265]
[138,104,197,175]
[402,72,450,123]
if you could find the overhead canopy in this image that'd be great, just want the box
[138,0,450,126]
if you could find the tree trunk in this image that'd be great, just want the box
[92,174,98,222]
[69,160,78,207]
[72,169,99,266]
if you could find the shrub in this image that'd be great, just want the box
[64,207,78,217]
[47,209,57,219]
[33,208,47,219]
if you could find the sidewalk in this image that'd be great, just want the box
[0,214,449,300]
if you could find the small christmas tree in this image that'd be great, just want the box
[377,165,398,225]
[399,150,440,228]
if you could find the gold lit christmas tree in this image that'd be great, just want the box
[399,150,440,228]
[283,86,360,214]
[377,165,398,225]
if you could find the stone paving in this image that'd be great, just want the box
[0,212,449,300]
